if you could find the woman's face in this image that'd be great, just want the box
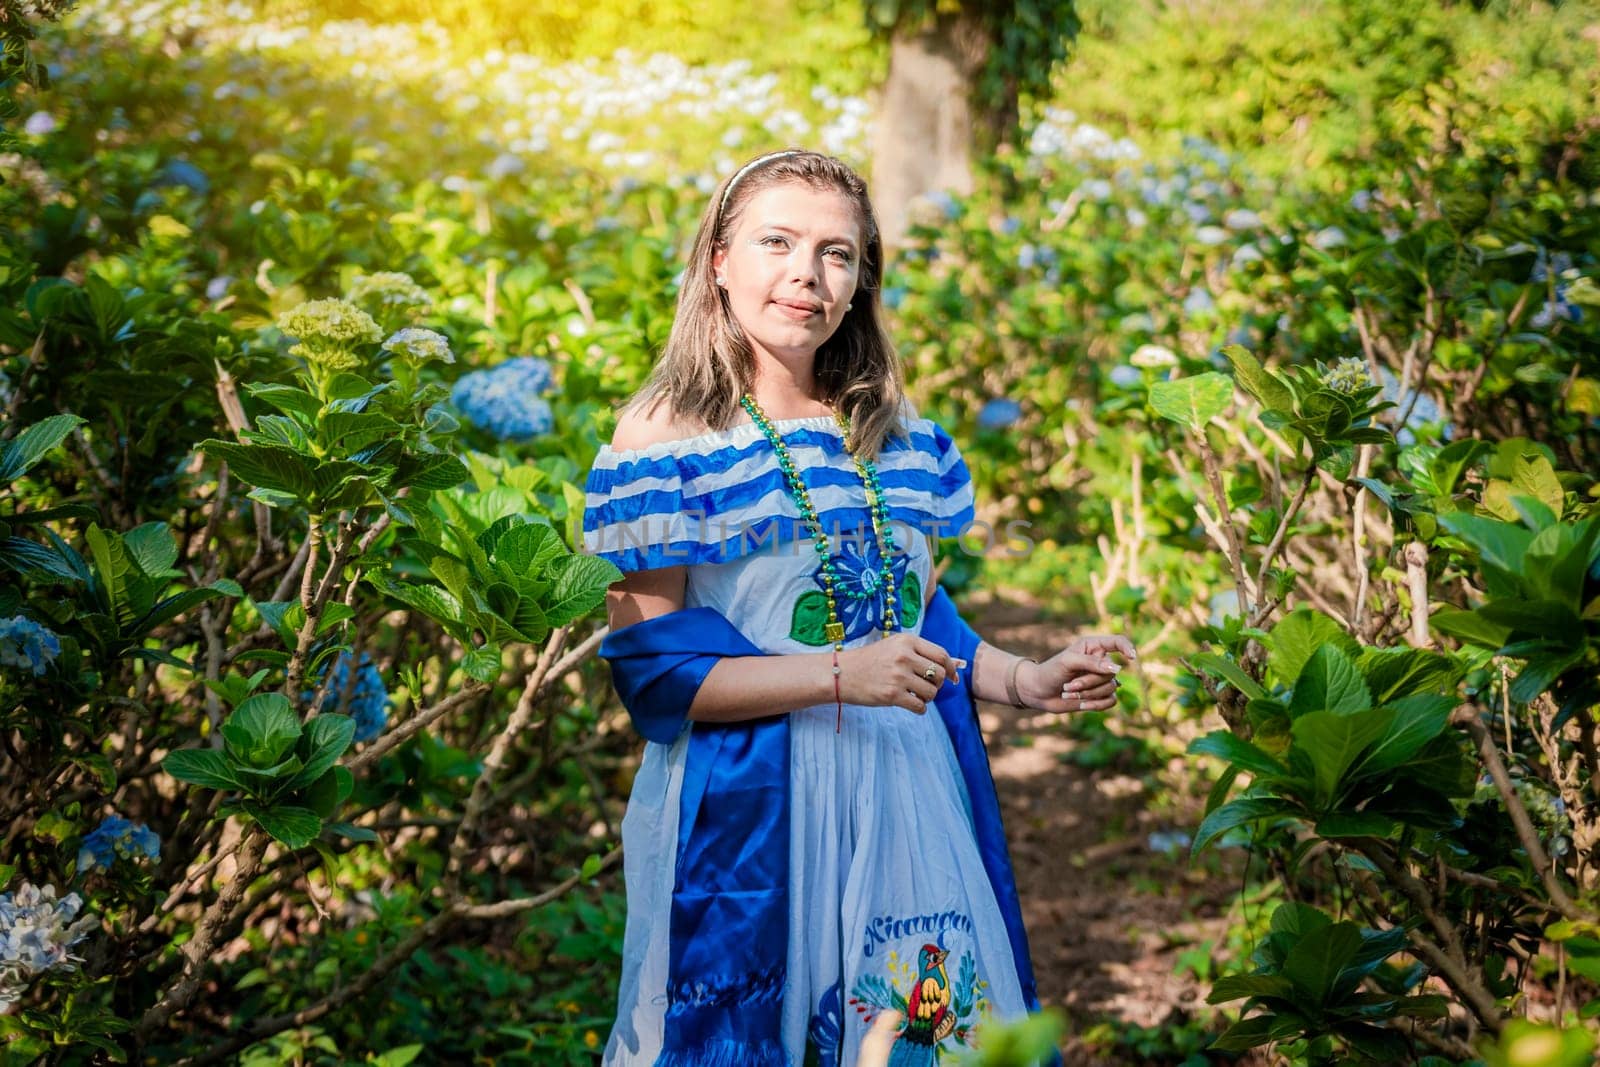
[713,181,863,366]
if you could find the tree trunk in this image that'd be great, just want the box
[870,10,1002,252]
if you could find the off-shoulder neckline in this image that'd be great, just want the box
[596,414,845,462]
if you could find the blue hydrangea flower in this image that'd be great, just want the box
[313,652,389,742]
[77,814,160,874]
[977,398,1023,430]
[0,616,61,676]
[1183,288,1217,317]
[450,357,556,440]
[1108,365,1143,388]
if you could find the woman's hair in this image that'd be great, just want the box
[624,149,907,459]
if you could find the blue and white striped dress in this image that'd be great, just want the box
[585,412,1029,1067]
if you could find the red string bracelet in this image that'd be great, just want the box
[832,648,843,733]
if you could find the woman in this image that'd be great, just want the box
[584,149,1132,1067]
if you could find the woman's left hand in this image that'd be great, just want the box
[1018,634,1137,714]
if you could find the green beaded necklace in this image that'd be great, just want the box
[739,394,901,655]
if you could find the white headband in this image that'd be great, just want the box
[718,150,804,217]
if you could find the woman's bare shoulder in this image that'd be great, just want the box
[609,398,712,451]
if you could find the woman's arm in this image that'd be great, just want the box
[969,639,1132,714]
[606,566,960,724]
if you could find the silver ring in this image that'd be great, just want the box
[922,666,939,682]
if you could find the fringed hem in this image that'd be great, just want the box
[666,964,784,1010]
[654,1039,790,1067]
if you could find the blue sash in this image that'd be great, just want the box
[600,590,1051,1066]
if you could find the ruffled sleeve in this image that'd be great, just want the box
[582,414,977,572]
[582,431,806,573]
[874,416,977,540]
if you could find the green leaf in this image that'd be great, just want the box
[0,537,82,581]
[1477,598,1583,641]
[1271,901,1333,942]
[1282,921,1363,1004]
[1290,645,1372,716]
[1208,973,1295,1004]
[163,748,242,791]
[288,714,356,790]
[1350,693,1456,778]
[85,524,133,624]
[1149,372,1233,432]
[301,767,341,818]
[201,440,318,501]
[462,643,502,684]
[1355,647,1463,703]
[1191,651,1265,700]
[316,602,356,635]
[1527,516,1600,610]
[1189,730,1286,778]
[0,414,85,482]
[543,553,624,628]
[1265,609,1358,687]
[1425,439,1489,498]
[1440,512,1534,587]
[1509,452,1564,516]
[247,803,322,849]
[1192,796,1295,855]
[1510,649,1585,704]
[369,577,466,630]
[323,411,403,453]
[130,585,231,636]
[222,693,302,768]
[1291,708,1392,805]
[246,383,323,421]
[1431,605,1512,649]
[251,599,301,647]
[324,820,379,843]
[491,521,566,575]
[1314,811,1397,838]
[1222,345,1295,413]
[1210,1014,1301,1052]
[396,451,468,491]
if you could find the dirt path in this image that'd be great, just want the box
[971,595,1254,1066]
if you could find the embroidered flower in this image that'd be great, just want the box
[807,981,843,1067]
[816,534,912,641]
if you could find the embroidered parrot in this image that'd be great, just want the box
[886,942,957,1064]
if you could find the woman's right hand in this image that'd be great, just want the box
[837,633,960,715]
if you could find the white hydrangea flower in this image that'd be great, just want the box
[0,881,97,1015]
[1130,344,1179,368]
[382,327,454,366]
[276,299,383,371]
[347,272,431,317]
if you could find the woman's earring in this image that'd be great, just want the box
[846,302,853,311]
[716,276,727,286]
